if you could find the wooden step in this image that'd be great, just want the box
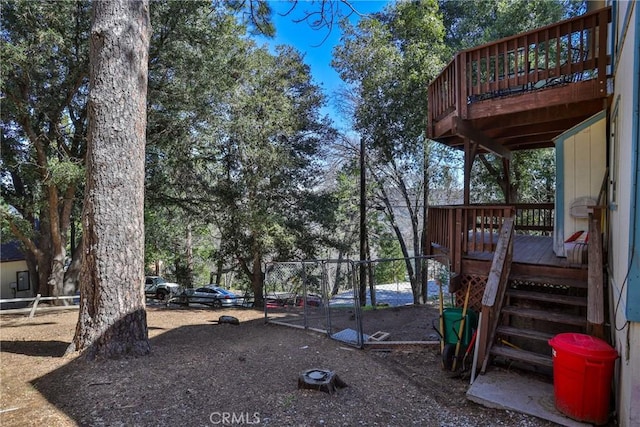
[490,344,553,368]
[496,325,555,342]
[501,306,586,326]
[506,289,587,307]
[509,274,587,288]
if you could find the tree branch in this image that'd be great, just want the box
[1,209,42,258]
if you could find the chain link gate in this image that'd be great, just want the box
[264,260,365,346]
[264,256,451,348]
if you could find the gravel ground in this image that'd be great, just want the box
[0,306,554,426]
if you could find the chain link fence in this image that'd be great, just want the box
[264,256,452,347]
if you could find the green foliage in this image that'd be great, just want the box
[439,0,586,55]
[143,1,338,289]
[1,0,285,292]
[214,44,338,270]
[144,1,249,282]
[48,159,84,191]
[1,1,90,124]
[334,0,446,158]
[373,236,406,285]
[328,166,361,256]
[332,1,451,302]
[226,0,275,37]
[470,149,556,203]
[1,0,90,293]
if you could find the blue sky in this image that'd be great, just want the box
[258,1,390,130]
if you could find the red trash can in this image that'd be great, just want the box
[548,333,618,425]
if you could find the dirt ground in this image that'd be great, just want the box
[0,304,554,426]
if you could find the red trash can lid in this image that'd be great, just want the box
[549,333,618,360]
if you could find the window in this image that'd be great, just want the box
[16,271,29,291]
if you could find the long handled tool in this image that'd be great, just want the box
[462,326,478,372]
[452,281,471,372]
[438,276,445,357]
[470,312,482,384]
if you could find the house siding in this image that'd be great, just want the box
[0,259,31,299]
[553,111,607,256]
[609,1,639,426]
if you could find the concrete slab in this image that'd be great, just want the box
[330,328,369,345]
[467,369,590,427]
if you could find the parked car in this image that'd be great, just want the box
[144,276,181,301]
[265,296,286,309]
[295,293,323,307]
[264,292,293,309]
[263,292,323,308]
[180,285,241,308]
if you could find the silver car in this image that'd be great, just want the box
[182,285,240,308]
[145,276,182,301]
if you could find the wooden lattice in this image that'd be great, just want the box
[454,274,487,313]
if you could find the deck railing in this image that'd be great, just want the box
[513,203,554,235]
[428,7,611,129]
[427,203,553,276]
[427,205,513,276]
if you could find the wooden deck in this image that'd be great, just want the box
[426,204,574,277]
[424,10,609,377]
[467,234,580,268]
[427,7,611,154]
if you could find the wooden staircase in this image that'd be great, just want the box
[476,215,598,376]
[430,205,607,377]
[488,273,588,374]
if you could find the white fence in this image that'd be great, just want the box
[0,294,78,318]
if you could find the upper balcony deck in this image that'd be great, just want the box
[427,7,611,154]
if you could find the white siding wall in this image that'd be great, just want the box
[0,260,30,299]
[570,118,604,247]
[553,114,607,256]
[609,1,639,426]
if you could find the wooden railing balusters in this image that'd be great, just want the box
[427,6,612,137]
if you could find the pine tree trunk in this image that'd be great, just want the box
[36,215,53,296]
[63,243,83,299]
[36,251,52,297]
[69,0,151,359]
[251,250,264,307]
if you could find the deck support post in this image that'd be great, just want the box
[502,158,512,203]
[463,138,477,205]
